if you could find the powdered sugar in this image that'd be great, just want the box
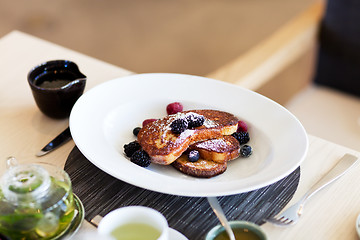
[140,110,221,147]
[178,111,218,128]
[195,138,229,152]
[203,118,218,128]
[177,129,196,142]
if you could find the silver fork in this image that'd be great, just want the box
[267,153,358,226]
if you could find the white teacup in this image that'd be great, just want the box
[98,206,169,240]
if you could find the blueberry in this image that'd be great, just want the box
[240,145,252,157]
[188,150,200,162]
[133,127,141,136]
[130,150,151,167]
[170,118,188,134]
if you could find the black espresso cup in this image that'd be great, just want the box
[28,60,86,119]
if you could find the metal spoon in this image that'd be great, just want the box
[60,78,86,89]
[207,197,235,240]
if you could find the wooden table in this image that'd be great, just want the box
[1,30,360,239]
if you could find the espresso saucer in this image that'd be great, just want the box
[170,228,188,240]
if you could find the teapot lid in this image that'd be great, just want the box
[0,160,51,204]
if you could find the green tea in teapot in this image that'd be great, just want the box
[0,160,75,239]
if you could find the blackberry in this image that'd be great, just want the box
[188,150,200,162]
[186,114,205,128]
[123,141,141,157]
[130,150,151,167]
[133,127,141,136]
[240,145,252,157]
[170,118,188,134]
[232,132,250,145]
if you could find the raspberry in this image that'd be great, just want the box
[133,127,141,136]
[186,113,205,128]
[232,132,250,145]
[142,118,157,127]
[240,145,252,157]
[170,118,188,134]
[188,150,200,162]
[166,102,183,115]
[123,141,141,157]
[130,150,151,167]
[237,120,248,132]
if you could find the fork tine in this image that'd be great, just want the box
[281,218,294,225]
[266,216,296,226]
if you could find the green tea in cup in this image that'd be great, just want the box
[98,206,169,240]
[111,223,161,240]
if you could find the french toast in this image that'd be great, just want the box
[171,154,227,178]
[189,135,240,163]
[172,136,239,177]
[137,109,238,165]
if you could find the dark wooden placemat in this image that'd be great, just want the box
[65,146,300,239]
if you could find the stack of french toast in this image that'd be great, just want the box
[132,107,250,178]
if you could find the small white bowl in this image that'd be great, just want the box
[98,206,169,240]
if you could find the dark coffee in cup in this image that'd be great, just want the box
[28,60,86,119]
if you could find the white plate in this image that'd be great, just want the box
[70,73,308,197]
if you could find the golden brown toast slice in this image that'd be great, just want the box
[189,135,240,163]
[171,155,227,178]
[137,109,238,165]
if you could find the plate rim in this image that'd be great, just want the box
[69,73,308,197]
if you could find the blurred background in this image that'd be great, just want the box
[0,0,314,76]
[3,0,360,151]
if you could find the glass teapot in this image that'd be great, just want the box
[0,157,75,239]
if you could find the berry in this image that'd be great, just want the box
[142,118,157,127]
[166,102,183,115]
[237,120,248,132]
[133,127,141,136]
[240,145,252,157]
[188,150,200,162]
[130,150,151,167]
[170,118,188,134]
[186,113,205,128]
[232,132,250,145]
[123,141,141,157]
